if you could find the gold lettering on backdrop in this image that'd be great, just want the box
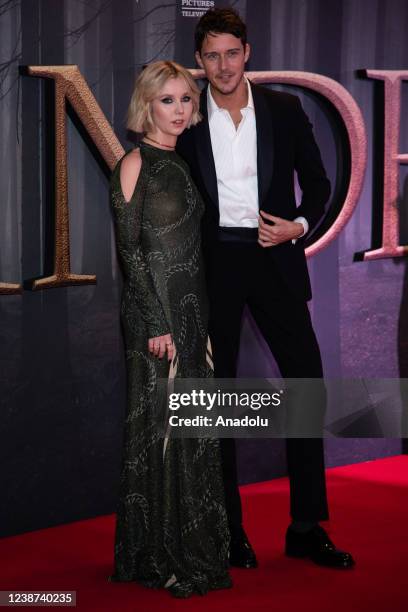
[363,70,408,260]
[2,67,406,296]
[0,282,22,295]
[27,65,125,289]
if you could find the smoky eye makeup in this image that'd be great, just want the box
[158,94,192,104]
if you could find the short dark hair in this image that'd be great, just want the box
[194,8,247,54]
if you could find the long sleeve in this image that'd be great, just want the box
[110,155,170,339]
[292,97,331,232]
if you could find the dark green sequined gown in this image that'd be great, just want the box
[109,142,231,598]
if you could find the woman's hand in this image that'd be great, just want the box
[148,333,175,361]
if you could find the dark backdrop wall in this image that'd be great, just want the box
[0,0,406,536]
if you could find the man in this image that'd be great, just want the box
[177,8,354,570]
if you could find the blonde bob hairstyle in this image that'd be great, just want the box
[127,60,201,133]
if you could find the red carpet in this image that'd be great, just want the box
[1,455,407,611]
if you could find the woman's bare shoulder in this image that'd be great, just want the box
[120,148,142,203]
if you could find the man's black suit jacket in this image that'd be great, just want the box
[176,82,331,301]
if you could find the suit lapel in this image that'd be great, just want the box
[251,82,275,207]
[194,87,219,208]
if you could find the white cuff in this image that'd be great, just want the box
[292,216,309,244]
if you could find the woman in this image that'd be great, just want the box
[109,61,232,598]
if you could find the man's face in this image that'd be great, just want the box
[195,32,250,96]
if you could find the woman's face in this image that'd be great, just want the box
[149,76,194,141]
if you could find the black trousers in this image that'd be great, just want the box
[205,236,329,534]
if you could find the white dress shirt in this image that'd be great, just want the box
[207,79,308,237]
[208,78,259,228]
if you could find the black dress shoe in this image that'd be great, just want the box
[229,527,258,568]
[285,524,355,569]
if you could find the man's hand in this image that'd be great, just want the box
[148,333,175,361]
[258,210,304,247]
